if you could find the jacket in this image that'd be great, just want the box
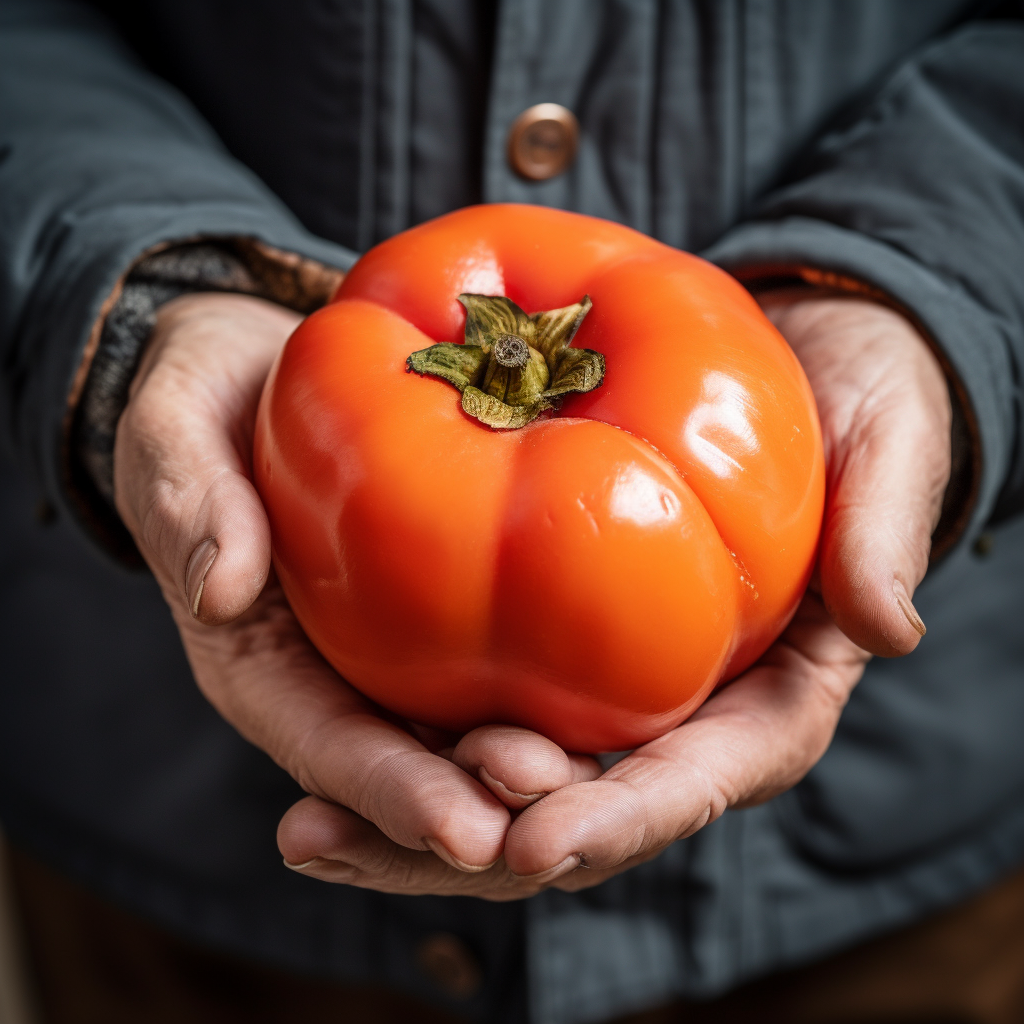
[2,2,1024,1022]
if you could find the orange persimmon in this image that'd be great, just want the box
[253,204,824,753]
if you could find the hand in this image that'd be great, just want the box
[113,293,605,880]
[280,294,953,895]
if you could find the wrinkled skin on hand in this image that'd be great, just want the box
[114,288,951,899]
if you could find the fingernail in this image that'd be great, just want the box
[283,857,358,883]
[893,578,926,637]
[511,853,581,884]
[283,857,318,871]
[478,766,548,809]
[185,537,219,618]
[423,838,499,874]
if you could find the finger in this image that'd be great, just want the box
[113,294,300,624]
[184,584,511,869]
[452,726,603,809]
[302,714,511,870]
[278,796,577,897]
[502,597,868,876]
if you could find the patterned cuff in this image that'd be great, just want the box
[68,238,343,560]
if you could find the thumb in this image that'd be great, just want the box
[166,466,270,626]
[760,294,954,660]
[819,345,951,659]
[113,294,299,624]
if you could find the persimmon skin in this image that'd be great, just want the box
[254,205,824,753]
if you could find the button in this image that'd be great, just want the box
[507,103,579,180]
[415,932,483,999]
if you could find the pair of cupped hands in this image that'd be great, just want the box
[113,284,951,899]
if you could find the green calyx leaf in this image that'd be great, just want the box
[406,342,489,392]
[461,388,543,429]
[405,293,604,430]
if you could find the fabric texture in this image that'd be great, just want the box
[2,2,1024,1023]
[7,841,486,1024]
[13,838,1024,1024]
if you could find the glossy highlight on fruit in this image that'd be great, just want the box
[254,205,825,753]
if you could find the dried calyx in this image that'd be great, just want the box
[406,294,604,429]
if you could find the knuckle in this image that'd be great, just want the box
[361,837,405,880]
[137,477,192,564]
[293,761,330,802]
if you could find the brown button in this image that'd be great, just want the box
[415,932,483,999]
[507,103,579,181]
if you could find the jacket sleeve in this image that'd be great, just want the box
[703,19,1024,543]
[0,0,357,534]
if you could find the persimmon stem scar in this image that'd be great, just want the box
[494,334,530,368]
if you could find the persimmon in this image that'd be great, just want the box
[253,205,824,753]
